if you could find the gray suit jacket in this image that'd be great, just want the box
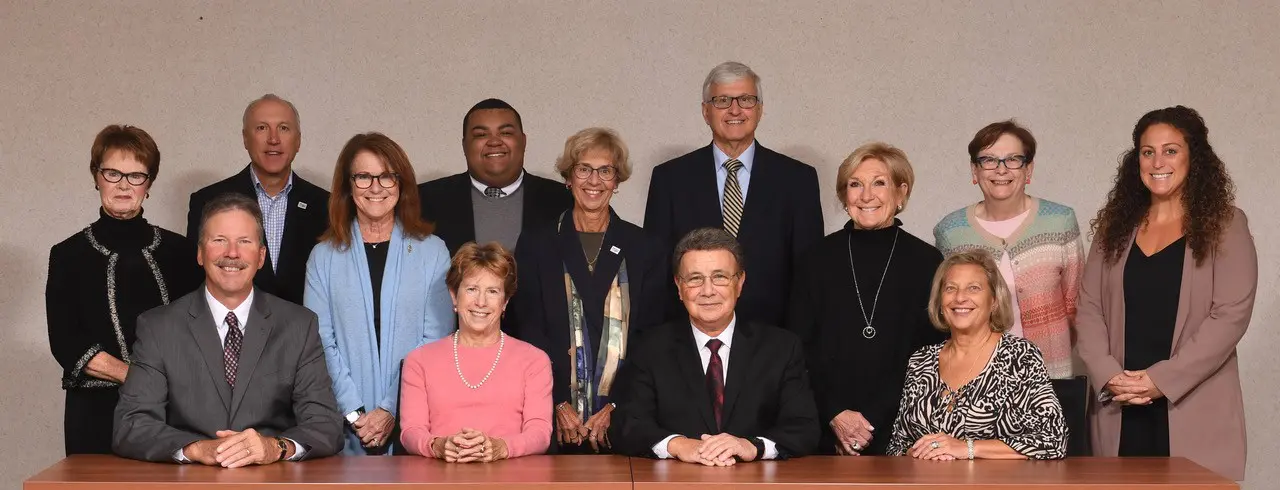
[113,287,344,462]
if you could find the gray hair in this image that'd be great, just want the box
[242,93,301,133]
[701,61,764,102]
[199,192,265,245]
[672,228,746,276]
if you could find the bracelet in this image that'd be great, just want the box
[966,438,975,460]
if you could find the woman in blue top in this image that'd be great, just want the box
[305,132,453,455]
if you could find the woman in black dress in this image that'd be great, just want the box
[788,142,946,455]
[46,125,200,455]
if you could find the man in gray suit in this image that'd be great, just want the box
[114,193,342,466]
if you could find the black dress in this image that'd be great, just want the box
[45,209,201,455]
[1118,236,1185,457]
[787,219,947,455]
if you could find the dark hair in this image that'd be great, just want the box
[200,193,264,243]
[90,125,161,181]
[1090,106,1235,265]
[322,132,433,250]
[967,119,1037,164]
[463,98,523,136]
[672,228,745,276]
[447,242,518,299]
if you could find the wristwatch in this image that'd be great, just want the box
[345,407,366,426]
[276,437,289,461]
[749,437,766,460]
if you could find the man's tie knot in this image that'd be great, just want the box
[483,186,506,198]
[706,338,724,354]
[723,159,743,173]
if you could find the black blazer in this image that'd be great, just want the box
[512,208,670,406]
[185,165,330,305]
[418,171,574,256]
[609,320,820,459]
[643,143,823,327]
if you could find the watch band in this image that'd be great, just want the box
[750,437,766,460]
[276,437,288,461]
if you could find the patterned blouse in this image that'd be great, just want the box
[886,334,1067,459]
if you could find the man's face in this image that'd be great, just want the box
[463,109,526,187]
[242,99,301,178]
[198,209,266,301]
[676,249,745,330]
[702,78,763,148]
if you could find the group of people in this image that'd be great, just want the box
[46,61,1256,480]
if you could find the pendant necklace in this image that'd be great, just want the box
[847,228,899,339]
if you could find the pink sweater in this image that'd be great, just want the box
[399,334,553,458]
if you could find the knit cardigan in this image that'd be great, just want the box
[933,197,1083,378]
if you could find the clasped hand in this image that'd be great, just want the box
[555,403,613,452]
[352,408,395,448]
[667,434,758,466]
[432,428,508,463]
[183,428,285,468]
[908,433,966,460]
[1106,370,1164,405]
[830,410,874,455]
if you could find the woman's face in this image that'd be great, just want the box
[568,148,618,215]
[350,150,399,223]
[971,133,1033,204]
[450,268,509,335]
[843,158,905,229]
[940,264,995,334]
[97,150,151,220]
[1137,123,1190,201]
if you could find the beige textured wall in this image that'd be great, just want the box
[2,1,1276,487]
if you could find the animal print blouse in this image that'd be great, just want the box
[886,334,1067,459]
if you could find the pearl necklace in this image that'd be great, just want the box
[454,331,504,390]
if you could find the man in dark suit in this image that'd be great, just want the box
[185,94,330,305]
[644,62,824,327]
[114,193,343,465]
[610,228,819,465]
[418,98,572,256]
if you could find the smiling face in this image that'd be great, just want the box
[350,150,399,224]
[96,150,151,219]
[198,209,266,306]
[676,249,745,333]
[939,264,995,333]
[1137,123,1190,201]
[464,108,526,187]
[569,147,618,215]
[844,158,906,229]
[450,268,509,336]
[702,78,762,149]
[971,133,1033,203]
[242,99,301,179]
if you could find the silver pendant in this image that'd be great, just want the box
[862,326,877,339]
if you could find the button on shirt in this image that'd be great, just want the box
[469,171,524,197]
[251,169,293,271]
[712,142,756,207]
[651,317,779,460]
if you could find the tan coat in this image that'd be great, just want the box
[1075,208,1256,480]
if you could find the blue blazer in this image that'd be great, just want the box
[304,221,454,455]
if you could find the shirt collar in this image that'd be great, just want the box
[711,141,757,173]
[691,315,737,350]
[204,286,255,329]
[470,171,525,197]
[250,166,294,197]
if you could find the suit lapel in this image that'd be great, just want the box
[452,174,478,246]
[1111,235,1135,363]
[590,209,625,293]
[737,143,773,237]
[692,146,725,228]
[1170,239,1196,351]
[720,321,757,426]
[230,291,274,418]
[188,288,232,413]
[673,323,717,433]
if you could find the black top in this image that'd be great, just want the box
[787,219,946,455]
[1119,235,1185,457]
[364,240,390,348]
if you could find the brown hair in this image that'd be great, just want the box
[835,142,916,212]
[927,250,1014,333]
[199,193,264,244]
[90,125,161,181]
[321,132,433,249]
[967,119,1037,164]
[554,127,633,183]
[447,242,518,299]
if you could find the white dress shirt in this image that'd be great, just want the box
[652,316,778,460]
[469,171,524,197]
[711,141,757,207]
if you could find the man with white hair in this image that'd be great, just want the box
[644,62,823,328]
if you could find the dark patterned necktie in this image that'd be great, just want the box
[484,186,506,198]
[722,159,744,237]
[223,312,243,387]
[705,338,725,430]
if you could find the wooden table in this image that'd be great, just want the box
[631,456,1238,489]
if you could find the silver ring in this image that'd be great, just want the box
[853,442,862,450]
[930,441,941,449]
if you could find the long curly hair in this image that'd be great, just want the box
[1090,106,1235,265]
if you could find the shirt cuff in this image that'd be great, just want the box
[652,434,681,459]
[284,437,309,461]
[173,447,190,463]
[759,437,778,460]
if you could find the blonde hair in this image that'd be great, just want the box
[554,127,632,183]
[927,250,1014,333]
[836,142,915,213]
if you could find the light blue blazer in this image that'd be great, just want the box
[304,221,454,455]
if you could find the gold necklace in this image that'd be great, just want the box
[940,332,995,412]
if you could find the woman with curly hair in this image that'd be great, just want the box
[1075,106,1256,480]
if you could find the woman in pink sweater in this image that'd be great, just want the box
[400,242,553,462]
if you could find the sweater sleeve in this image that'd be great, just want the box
[46,243,108,387]
[398,350,438,457]
[505,347,553,458]
[1060,209,1084,324]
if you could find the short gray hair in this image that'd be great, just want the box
[701,61,763,102]
[200,192,265,245]
[242,93,301,133]
[672,228,745,276]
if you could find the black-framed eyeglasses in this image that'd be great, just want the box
[705,95,761,109]
[98,168,150,186]
[573,164,617,181]
[679,271,741,288]
[974,155,1029,170]
[351,172,400,189]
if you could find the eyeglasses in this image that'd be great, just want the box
[974,155,1029,170]
[573,164,617,181]
[352,172,400,189]
[679,271,741,288]
[705,95,761,109]
[98,168,151,186]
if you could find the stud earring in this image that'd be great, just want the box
[896,205,903,212]
[94,185,99,190]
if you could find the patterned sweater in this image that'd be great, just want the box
[933,198,1083,379]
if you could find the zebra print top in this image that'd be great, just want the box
[886,334,1067,459]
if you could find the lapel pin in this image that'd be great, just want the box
[610,246,621,255]
[407,244,413,254]
[297,202,308,210]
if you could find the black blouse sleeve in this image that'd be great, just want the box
[46,242,106,387]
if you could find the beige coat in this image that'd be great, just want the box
[1075,208,1256,480]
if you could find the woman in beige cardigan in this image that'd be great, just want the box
[1076,106,1256,480]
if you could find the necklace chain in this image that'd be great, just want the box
[453,331,505,390]
[847,228,899,339]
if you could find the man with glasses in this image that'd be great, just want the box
[417,98,573,255]
[185,94,330,305]
[644,62,823,328]
[610,228,819,465]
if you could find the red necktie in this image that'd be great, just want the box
[223,312,243,387]
[705,338,725,430]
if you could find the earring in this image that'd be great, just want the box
[94,185,99,190]
[896,205,903,212]
[146,192,150,199]
[1025,178,1030,184]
